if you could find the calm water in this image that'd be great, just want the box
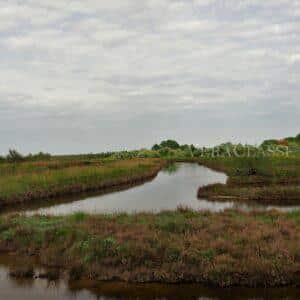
[2,164,300,299]
[7,163,300,216]
[0,255,299,300]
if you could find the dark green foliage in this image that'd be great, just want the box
[0,149,52,164]
[152,139,180,150]
[160,140,180,149]
[27,152,51,161]
[152,144,160,151]
[190,144,196,152]
[6,149,24,163]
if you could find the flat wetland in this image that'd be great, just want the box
[0,153,299,299]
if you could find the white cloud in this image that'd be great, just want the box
[287,53,300,63]
[0,0,299,152]
[193,0,216,7]
[164,20,218,32]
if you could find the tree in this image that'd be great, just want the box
[6,149,24,163]
[159,140,180,149]
[152,144,160,151]
[190,144,196,152]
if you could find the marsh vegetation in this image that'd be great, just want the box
[0,134,299,290]
[0,209,299,287]
[198,155,300,205]
[0,158,163,207]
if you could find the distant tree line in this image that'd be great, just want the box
[1,134,298,163]
[0,149,51,163]
[261,133,300,151]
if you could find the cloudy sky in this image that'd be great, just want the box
[0,0,299,154]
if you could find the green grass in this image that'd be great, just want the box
[0,158,163,205]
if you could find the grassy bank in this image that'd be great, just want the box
[1,154,299,208]
[0,209,299,287]
[198,184,300,205]
[198,155,300,205]
[0,158,164,207]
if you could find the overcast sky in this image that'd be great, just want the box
[0,0,299,154]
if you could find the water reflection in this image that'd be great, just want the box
[162,163,180,174]
[4,163,300,216]
[25,163,229,215]
[1,263,300,300]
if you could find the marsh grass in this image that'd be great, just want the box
[200,155,300,181]
[0,158,163,205]
[198,155,300,205]
[198,184,300,205]
[0,209,299,287]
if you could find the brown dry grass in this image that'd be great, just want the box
[0,209,299,287]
